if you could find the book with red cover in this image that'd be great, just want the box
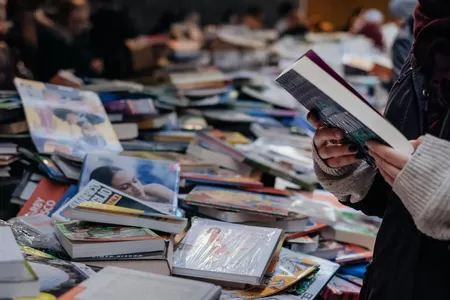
[18,178,70,217]
[335,244,373,265]
[321,275,361,300]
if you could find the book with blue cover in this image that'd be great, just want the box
[79,153,181,213]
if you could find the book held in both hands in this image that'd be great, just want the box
[276,50,414,166]
[79,153,181,213]
[173,218,283,285]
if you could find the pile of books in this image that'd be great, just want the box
[0,46,404,300]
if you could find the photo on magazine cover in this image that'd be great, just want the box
[14,78,122,157]
[79,153,180,211]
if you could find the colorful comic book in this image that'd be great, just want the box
[173,218,282,285]
[15,78,122,157]
[184,186,293,218]
[79,153,181,213]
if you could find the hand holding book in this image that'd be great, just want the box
[367,137,424,186]
[308,111,361,168]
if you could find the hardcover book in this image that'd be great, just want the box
[173,218,282,285]
[79,153,181,213]
[276,50,414,166]
[14,78,122,158]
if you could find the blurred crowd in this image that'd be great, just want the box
[0,0,416,89]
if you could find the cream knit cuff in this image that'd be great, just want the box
[394,134,450,240]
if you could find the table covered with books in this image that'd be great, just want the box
[0,33,392,300]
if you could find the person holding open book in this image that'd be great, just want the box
[310,1,450,299]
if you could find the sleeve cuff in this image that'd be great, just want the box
[393,134,450,240]
[312,144,359,177]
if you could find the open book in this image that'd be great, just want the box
[276,50,414,165]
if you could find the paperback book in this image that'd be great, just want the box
[52,179,177,222]
[173,218,282,285]
[276,50,414,166]
[79,153,181,213]
[184,186,293,218]
[14,78,123,157]
[17,178,70,217]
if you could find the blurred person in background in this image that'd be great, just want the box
[220,9,240,26]
[275,1,295,33]
[90,0,138,79]
[310,0,450,298]
[171,10,203,43]
[383,0,416,90]
[351,8,385,50]
[34,0,102,81]
[342,7,364,32]
[281,9,308,38]
[242,5,264,30]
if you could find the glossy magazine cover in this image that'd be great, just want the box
[79,153,180,213]
[15,78,122,157]
[173,218,282,284]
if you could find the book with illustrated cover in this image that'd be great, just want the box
[184,186,293,218]
[219,250,340,300]
[52,180,182,224]
[20,246,96,298]
[70,202,187,234]
[55,221,169,259]
[335,244,373,265]
[78,153,181,213]
[58,266,222,300]
[276,50,414,166]
[226,248,318,299]
[17,178,70,217]
[14,78,123,158]
[173,218,282,285]
[122,151,218,173]
[181,169,263,188]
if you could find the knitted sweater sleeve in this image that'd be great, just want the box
[313,145,389,219]
[393,134,450,240]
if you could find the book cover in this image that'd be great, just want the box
[17,178,70,217]
[335,244,373,265]
[184,186,293,218]
[173,218,282,283]
[227,248,319,299]
[52,180,173,221]
[337,274,364,287]
[276,50,413,166]
[79,153,180,213]
[55,220,165,242]
[181,170,263,188]
[122,151,216,172]
[21,246,96,298]
[49,185,79,217]
[320,275,361,300]
[14,78,123,157]
[103,98,157,115]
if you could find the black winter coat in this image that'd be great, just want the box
[347,55,450,300]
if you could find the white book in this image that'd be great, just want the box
[113,123,139,141]
[0,227,24,278]
[59,266,222,300]
[0,261,39,299]
[276,50,414,166]
[173,218,282,285]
